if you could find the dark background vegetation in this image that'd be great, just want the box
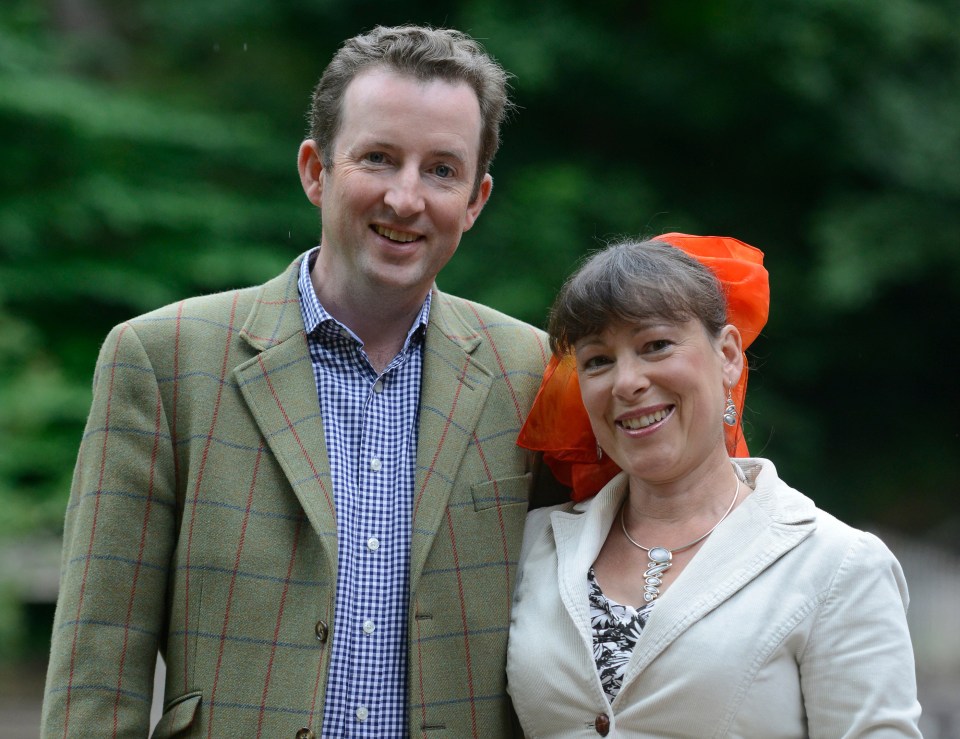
[1,0,958,661]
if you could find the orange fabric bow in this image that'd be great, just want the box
[517,233,770,501]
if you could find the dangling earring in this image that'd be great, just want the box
[596,441,603,460]
[723,389,738,427]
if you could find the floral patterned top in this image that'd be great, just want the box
[588,566,655,702]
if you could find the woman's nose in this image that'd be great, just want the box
[611,358,649,399]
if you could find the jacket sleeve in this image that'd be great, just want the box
[41,322,179,737]
[800,530,922,738]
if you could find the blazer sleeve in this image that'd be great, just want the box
[41,322,179,737]
[800,530,922,738]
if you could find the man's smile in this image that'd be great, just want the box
[373,224,420,243]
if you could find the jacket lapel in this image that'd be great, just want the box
[551,479,628,658]
[233,256,339,571]
[409,291,492,594]
[625,461,817,678]
[545,462,818,696]
[232,276,505,590]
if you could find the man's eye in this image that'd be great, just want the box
[366,152,386,164]
[434,164,453,178]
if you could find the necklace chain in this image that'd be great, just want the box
[619,477,741,555]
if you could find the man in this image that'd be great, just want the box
[42,25,561,738]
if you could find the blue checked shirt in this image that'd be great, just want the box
[298,249,428,737]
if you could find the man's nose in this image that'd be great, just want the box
[384,166,426,217]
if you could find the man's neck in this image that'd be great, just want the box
[310,264,429,374]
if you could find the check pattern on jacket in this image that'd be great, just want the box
[42,254,552,738]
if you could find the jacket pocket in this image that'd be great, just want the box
[151,691,202,738]
[471,473,532,511]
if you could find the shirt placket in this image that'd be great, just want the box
[346,370,391,734]
[300,251,426,737]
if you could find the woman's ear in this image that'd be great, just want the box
[719,324,745,386]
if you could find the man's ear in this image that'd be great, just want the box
[462,173,493,232]
[298,139,324,207]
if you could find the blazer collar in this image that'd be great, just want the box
[239,253,312,351]
[234,258,495,591]
[550,459,818,690]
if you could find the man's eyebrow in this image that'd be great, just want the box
[431,148,468,164]
[364,140,397,152]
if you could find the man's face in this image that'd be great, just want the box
[305,67,492,303]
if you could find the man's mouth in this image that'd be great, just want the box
[373,225,419,243]
[618,406,673,430]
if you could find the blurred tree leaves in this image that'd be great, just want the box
[1,0,958,559]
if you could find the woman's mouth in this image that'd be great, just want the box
[618,406,674,430]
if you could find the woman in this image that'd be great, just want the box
[507,235,921,737]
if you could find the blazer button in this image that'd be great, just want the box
[594,712,610,736]
[314,620,329,643]
[295,729,315,739]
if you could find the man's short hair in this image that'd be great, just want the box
[308,25,513,201]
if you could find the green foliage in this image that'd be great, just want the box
[0,581,25,661]
[1,1,959,661]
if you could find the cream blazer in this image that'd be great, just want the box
[507,458,922,738]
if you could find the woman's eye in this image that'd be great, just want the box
[647,339,672,352]
[366,152,386,164]
[582,355,611,370]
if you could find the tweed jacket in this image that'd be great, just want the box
[42,254,558,738]
[507,458,923,738]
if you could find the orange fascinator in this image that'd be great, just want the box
[517,233,770,501]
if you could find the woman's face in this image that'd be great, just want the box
[574,318,742,485]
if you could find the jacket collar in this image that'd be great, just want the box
[239,254,307,351]
[234,254,493,590]
[549,458,818,692]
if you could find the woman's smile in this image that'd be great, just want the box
[616,405,674,432]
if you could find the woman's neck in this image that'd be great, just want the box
[623,454,744,532]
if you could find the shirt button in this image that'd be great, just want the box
[356,705,369,722]
[370,458,382,471]
[296,729,315,739]
[367,537,380,551]
[362,620,375,634]
[314,620,329,643]
[373,379,384,394]
[595,712,610,736]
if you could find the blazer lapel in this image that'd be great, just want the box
[233,256,339,570]
[552,475,631,664]
[409,291,491,594]
[625,461,817,678]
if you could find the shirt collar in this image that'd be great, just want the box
[297,246,432,350]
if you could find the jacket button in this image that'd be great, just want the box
[295,729,315,739]
[314,620,329,643]
[595,712,610,736]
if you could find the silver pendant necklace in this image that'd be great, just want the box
[619,477,740,602]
